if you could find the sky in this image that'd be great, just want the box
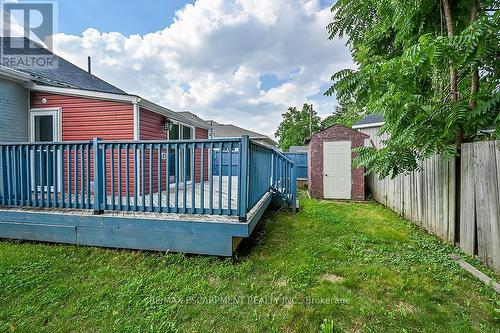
[4,0,354,139]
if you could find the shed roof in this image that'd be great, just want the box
[305,124,368,143]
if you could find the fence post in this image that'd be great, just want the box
[291,163,297,213]
[238,135,249,222]
[93,138,104,215]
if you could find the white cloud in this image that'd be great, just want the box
[50,0,353,139]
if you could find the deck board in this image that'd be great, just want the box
[1,176,239,220]
[0,177,270,224]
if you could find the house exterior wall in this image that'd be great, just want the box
[30,92,135,140]
[308,124,367,201]
[0,77,28,191]
[357,126,386,149]
[0,77,28,142]
[139,107,167,193]
[195,127,209,182]
[139,107,167,140]
[139,108,209,193]
[31,92,135,195]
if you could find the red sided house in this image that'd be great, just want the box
[0,38,296,256]
[1,38,208,195]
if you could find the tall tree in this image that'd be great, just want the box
[321,103,362,128]
[326,0,499,178]
[275,104,321,151]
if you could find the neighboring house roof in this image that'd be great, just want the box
[178,111,210,130]
[1,37,126,94]
[210,123,278,146]
[205,119,220,126]
[352,113,385,129]
[288,145,308,153]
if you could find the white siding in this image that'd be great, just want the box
[358,126,387,149]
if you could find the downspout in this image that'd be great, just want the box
[133,100,141,196]
[133,101,140,141]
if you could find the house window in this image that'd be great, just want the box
[182,125,192,140]
[167,121,194,182]
[169,123,180,140]
[168,122,193,140]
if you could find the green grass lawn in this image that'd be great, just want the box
[0,192,498,332]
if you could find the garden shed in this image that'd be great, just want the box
[306,124,368,200]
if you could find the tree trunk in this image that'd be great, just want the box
[442,0,462,146]
[442,0,463,244]
[469,0,479,114]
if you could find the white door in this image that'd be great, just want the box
[323,141,351,199]
[30,108,62,191]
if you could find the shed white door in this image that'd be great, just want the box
[323,141,351,199]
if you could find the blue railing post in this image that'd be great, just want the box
[290,163,297,213]
[238,135,249,222]
[0,147,7,205]
[93,138,104,214]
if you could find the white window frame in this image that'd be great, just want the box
[166,121,196,184]
[29,107,62,142]
[167,120,195,140]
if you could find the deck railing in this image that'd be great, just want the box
[0,136,296,220]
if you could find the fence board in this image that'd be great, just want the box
[460,144,476,255]
[471,141,500,270]
[369,140,499,271]
[369,154,455,243]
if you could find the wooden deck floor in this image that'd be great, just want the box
[110,175,240,211]
[3,176,239,220]
[0,176,264,223]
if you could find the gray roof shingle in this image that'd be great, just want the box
[1,37,126,94]
[353,113,384,127]
[177,111,210,129]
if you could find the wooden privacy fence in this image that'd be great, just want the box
[460,140,500,270]
[212,149,239,176]
[368,140,500,271]
[283,152,308,180]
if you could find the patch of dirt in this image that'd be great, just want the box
[396,301,417,315]
[275,278,287,287]
[206,274,219,287]
[321,273,345,283]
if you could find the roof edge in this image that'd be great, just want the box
[305,123,369,143]
[27,83,139,103]
[138,99,203,128]
[0,66,32,83]
[352,122,385,129]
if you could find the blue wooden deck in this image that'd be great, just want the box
[0,192,272,256]
[0,136,296,256]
